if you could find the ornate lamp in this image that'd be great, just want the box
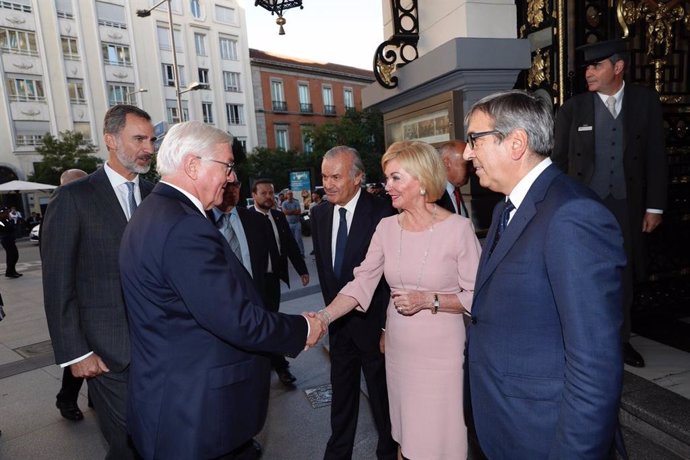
[254,0,303,35]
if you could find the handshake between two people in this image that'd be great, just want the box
[300,309,332,350]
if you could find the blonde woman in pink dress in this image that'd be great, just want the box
[316,141,481,459]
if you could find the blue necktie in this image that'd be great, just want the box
[333,207,348,278]
[489,199,514,256]
[125,182,137,220]
[217,213,242,262]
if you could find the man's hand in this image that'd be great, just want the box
[303,312,327,349]
[70,354,109,378]
[300,274,309,286]
[642,212,662,233]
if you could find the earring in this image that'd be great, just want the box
[420,189,426,196]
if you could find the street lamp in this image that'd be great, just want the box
[179,81,207,95]
[126,88,148,105]
[136,0,183,120]
[255,0,304,35]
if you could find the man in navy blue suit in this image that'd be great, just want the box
[464,90,626,458]
[119,121,324,460]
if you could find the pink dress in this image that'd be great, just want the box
[341,213,481,459]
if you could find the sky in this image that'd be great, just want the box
[243,0,384,71]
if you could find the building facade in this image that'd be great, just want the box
[250,48,373,153]
[0,0,257,182]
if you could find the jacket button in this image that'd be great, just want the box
[471,316,477,325]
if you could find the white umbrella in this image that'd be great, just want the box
[0,180,57,194]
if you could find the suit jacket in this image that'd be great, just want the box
[248,207,308,286]
[552,84,667,274]
[120,183,308,460]
[311,191,395,337]
[41,167,153,372]
[467,164,626,458]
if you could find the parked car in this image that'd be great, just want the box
[30,224,40,244]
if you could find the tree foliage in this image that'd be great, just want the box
[30,130,102,185]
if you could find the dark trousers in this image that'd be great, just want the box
[88,369,137,460]
[324,327,396,460]
[603,196,633,342]
[56,367,84,404]
[2,239,18,276]
[263,273,289,371]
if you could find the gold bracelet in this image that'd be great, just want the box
[318,309,332,325]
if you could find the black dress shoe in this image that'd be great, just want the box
[251,439,263,458]
[624,342,645,368]
[56,401,84,421]
[276,368,296,386]
[5,273,22,278]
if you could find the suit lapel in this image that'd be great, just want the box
[316,203,335,273]
[343,193,373,274]
[90,168,128,226]
[475,165,560,294]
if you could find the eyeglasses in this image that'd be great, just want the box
[466,130,502,150]
[197,156,234,176]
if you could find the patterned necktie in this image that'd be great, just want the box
[125,182,137,220]
[606,96,617,118]
[454,186,467,217]
[489,199,515,256]
[333,207,348,278]
[218,213,242,261]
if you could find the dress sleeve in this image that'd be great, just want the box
[339,220,387,312]
[455,218,482,312]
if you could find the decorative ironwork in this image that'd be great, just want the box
[373,0,419,89]
[254,1,303,35]
[527,0,547,26]
[527,48,551,88]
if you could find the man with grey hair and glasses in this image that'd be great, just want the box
[464,90,626,458]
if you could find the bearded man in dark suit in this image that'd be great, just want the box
[553,39,668,368]
[311,146,397,460]
[42,105,156,459]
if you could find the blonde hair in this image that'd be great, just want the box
[381,141,446,202]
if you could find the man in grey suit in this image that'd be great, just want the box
[42,105,155,459]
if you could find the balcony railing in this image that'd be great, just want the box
[272,100,287,112]
[299,103,313,114]
[324,105,336,116]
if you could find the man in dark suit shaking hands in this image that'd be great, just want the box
[42,105,156,459]
[464,90,626,458]
[311,146,397,460]
[553,39,668,368]
[119,121,324,460]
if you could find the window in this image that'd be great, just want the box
[73,122,92,141]
[0,28,38,56]
[166,99,189,123]
[108,83,134,106]
[215,5,235,24]
[151,0,182,13]
[55,0,73,18]
[323,86,335,115]
[301,126,314,153]
[61,37,79,60]
[219,36,237,61]
[96,1,126,29]
[235,137,247,152]
[223,71,241,92]
[344,88,355,109]
[157,26,183,52]
[275,126,289,151]
[67,79,85,103]
[198,68,209,85]
[298,84,312,113]
[102,43,131,66]
[226,104,244,125]
[194,32,207,56]
[202,102,213,124]
[162,64,186,87]
[271,80,286,112]
[190,0,201,18]
[6,76,45,101]
[1,1,31,13]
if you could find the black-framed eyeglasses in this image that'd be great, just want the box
[466,130,502,150]
[197,156,234,176]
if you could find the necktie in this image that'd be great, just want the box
[218,213,242,261]
[453,187,468,217]
[489,199,515,256]
[333,207,348,278]
[606,96,617,118]
[125,182,137,219]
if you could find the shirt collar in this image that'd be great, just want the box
[335,188,362,215]
[160,180,205,215]
[507,157,552,210]
[597,80,625,106]
[104,161,139,188]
